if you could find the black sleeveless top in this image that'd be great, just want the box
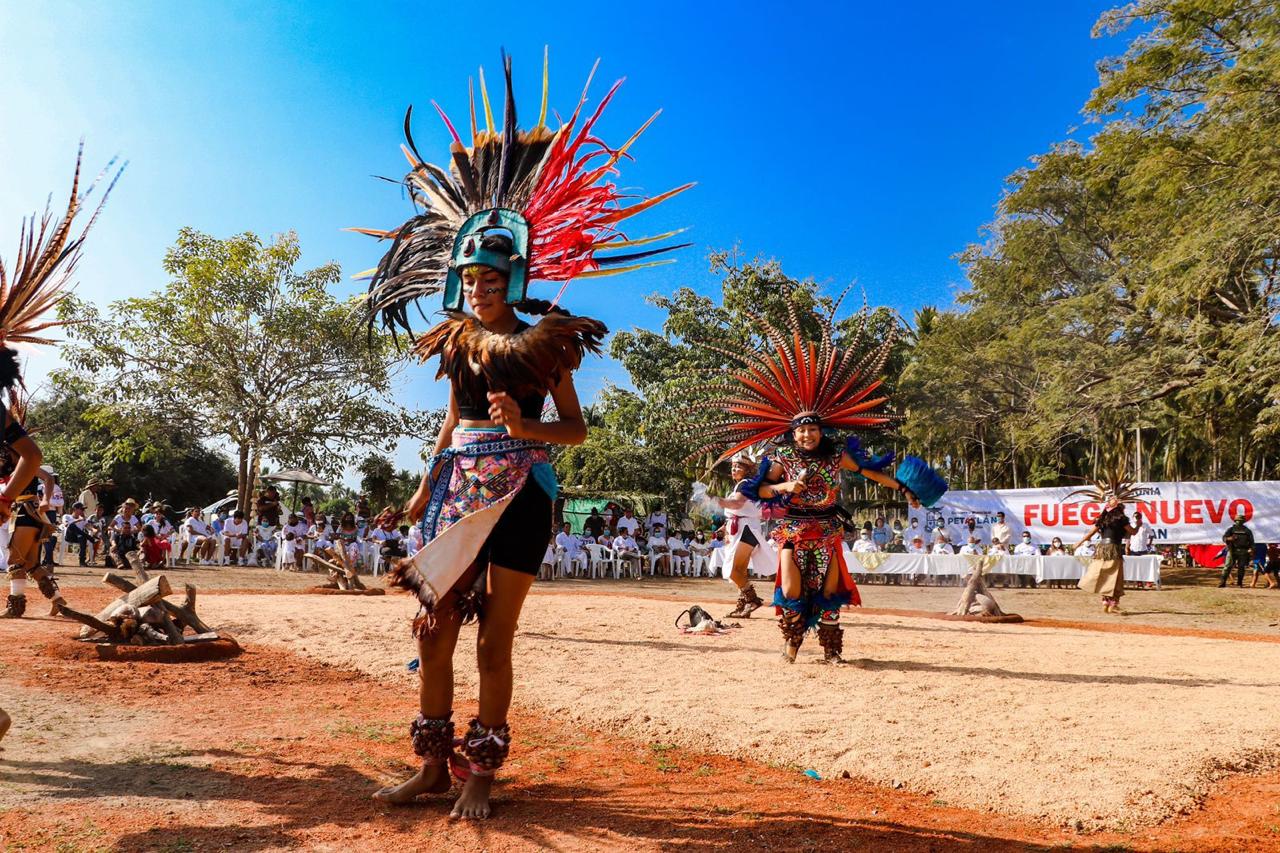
[451,320,548,420]
[1095,507,1130,545]
[0,408,34,494]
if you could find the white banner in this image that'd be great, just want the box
[906,481,1280,546]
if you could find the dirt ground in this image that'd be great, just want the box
[2,561,1280,851]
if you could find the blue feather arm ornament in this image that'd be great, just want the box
[738,457,791,507]
[845,436,895,472]
[894,456,948,507]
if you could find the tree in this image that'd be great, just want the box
[599,253,910,512]
[899,0,1280,486]
[29,383,236,509]
[59,229,416,513]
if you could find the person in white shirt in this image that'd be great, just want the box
[221,510,250,565]
[931,539,955,555]
[990,512,1013,548]
[151,509,175,541]
[615,508,640,537]
[40,475,66,567]
[77,479,103,518]
[613,533,641,574]
[310,520,334,551]
[666,533,691,575]
[907,535,928,555]
[1013,533,1039,556]
[597,533,613,550]
[112,499,141,534]
[62,503,98,566]
[282,513,310,543]
[646,509,668,533]
[1074,540,1095,558]
[648,524,671,575]
[1128,514,1154,555]
[281,531,306,571]
[181,508,217,564]
[851,531,880,554]
[959,536,983,556]
[554,523,582,576]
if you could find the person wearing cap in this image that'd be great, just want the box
[1220,512,1256,588]
[907,535,927,555]
[62,502,97,566]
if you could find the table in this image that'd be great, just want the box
[842,552,1162,585]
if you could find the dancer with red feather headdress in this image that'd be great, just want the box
[358,51,689,818]
[684,291,947,663]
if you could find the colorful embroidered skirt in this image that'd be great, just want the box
[770,516,860,629]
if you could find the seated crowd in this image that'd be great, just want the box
[47,482,421,575]
[544,506,724,580]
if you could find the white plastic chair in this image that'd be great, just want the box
[585,544,614,579]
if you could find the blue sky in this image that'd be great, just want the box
[0,1,1122,481]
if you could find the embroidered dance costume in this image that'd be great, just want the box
[686,291,948,662]
[360,52,689,782]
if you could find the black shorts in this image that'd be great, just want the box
[474,480,552,576]
[740,525,759,548]
[14,503,44,530]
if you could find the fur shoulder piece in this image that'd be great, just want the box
[413,312,607,399]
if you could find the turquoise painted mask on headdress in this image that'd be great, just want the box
[443,208,530,310]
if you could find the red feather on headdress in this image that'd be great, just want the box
[683,288,897,464]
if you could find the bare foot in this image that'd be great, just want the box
[373,763,451,804]
[0,708,10,747]
[450,773,495,819]
[782,643,799,664]
[50,596,66,618]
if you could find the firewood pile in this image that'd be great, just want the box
[303,546,368,591]
[57,573,219,645]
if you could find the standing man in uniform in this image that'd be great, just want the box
[1219,512,1255,588]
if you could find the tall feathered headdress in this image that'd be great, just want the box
[357,49,693,334]
[0,144,123,416]
[1062,453,1142,504]
[1,144,123,349]
[682,288,897,464]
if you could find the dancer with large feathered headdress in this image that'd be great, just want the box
[0,145,121,624]
[683,289,947,664]
[1067,457,1141,614]
[359,51,689,819]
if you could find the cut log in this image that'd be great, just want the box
[78,575,173,639]
[140,605,183,644]
[162,585,211,635]
[102,572,136,594]
[59,602,128,643]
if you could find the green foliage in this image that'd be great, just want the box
[900,0,1280,486]
[30,383,236,509]
[58,229,418,511]
[357,452,419,510]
